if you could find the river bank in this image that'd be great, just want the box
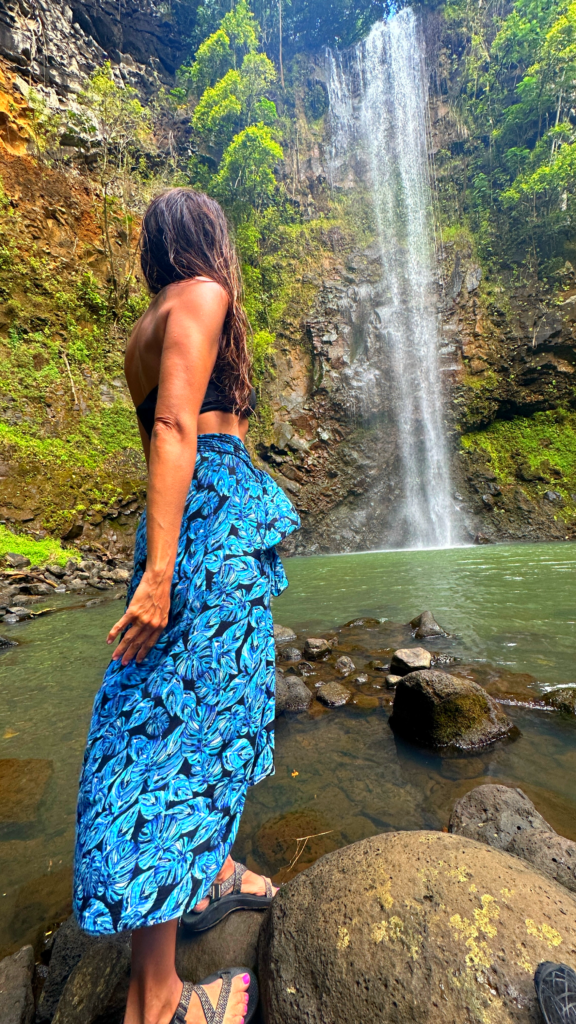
[1,542,575,962]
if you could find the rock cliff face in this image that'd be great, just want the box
[0,0,186,101]
[1,2,575,553]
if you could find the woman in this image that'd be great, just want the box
[73,188,300,1024]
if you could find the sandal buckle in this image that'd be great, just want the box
[210,882,221,901]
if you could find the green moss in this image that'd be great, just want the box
[462,409,576,492]
[0,524,77,566]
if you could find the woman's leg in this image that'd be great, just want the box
[124,917,250,1024]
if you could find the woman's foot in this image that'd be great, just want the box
[185,973,250,1023]
[194,855,277,913]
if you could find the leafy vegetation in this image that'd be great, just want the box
[0,524,77,566]
[441,0,576,277]
[462,407,576,499]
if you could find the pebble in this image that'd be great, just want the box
[335,655,355,675]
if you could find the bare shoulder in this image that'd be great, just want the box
[165,277,229,320]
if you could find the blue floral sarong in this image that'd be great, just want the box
[73,433,300,934]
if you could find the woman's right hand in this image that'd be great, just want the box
[107,570,172,666]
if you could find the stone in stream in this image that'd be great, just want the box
[316,681,351,707]
[543,685,576,714]
[409,610,448,638]
[276,674,312,714]
[390,670,515,750]
[273,624,297,643]
[3,553,31,569]
[294,660,315,677]
[385,674,402,689]
[0,945,34,1024]
[334,655,355,676]
[0,634,17,648]
[389,647,432,675]
[258,830,576,1024]
[449,784,576,894]
[279,646,302,662]
[303,637,332,660]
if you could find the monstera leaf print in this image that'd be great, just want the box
[74,434,299,933]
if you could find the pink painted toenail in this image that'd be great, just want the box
[242,974,250,983]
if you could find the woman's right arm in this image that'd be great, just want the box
[107,281,228,666]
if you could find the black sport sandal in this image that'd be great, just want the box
[170,968,259,1024]
[182,861,275,933]
[535,962,576,1024]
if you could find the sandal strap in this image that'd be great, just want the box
[206,861,274,903]
[193,970,233,1024]
[171,981,194,1024]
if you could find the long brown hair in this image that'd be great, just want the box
[140,188,252,414]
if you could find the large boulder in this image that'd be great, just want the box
[0,945,34,1024]
[37,917,130,1024]
[177,911,264,984]
[52,942,130,1024]
[389,647,432,675]
[450,784,576,894]
[258,830,576,1024]
[390,670,515,750]
[275,674,312,714]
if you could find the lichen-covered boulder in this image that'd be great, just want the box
[544,686,576,714]
[450,784,576,894]
[258,830,576,1024]
[390,669,515,750]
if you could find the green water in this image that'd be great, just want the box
[1,543,575,956]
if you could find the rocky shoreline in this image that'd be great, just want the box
[1,784,574,1023]
[0,550,131,632]
[1,610,575,1022]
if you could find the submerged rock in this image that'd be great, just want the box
[303,638,332,660]
[390,670,515,750]
[0,634,18,647]
[450,784,576,894]
[409,611,448,638]
[0,758,53,824]
[279,646,302,662]
[316,681,351,707]
[389,647,432,675]
[273,624,297,643]
[276,675,312,714]
[258,830,576,1024]
[0,945,34,1024]
[334,655,355,676]
[543,686,576,714]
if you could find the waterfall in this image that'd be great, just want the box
[326,9,456,549]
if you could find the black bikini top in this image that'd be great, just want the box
[136,369,256,439]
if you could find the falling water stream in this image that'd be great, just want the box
[326,10,456,548]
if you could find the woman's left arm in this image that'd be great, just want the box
[107,281,228,666]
